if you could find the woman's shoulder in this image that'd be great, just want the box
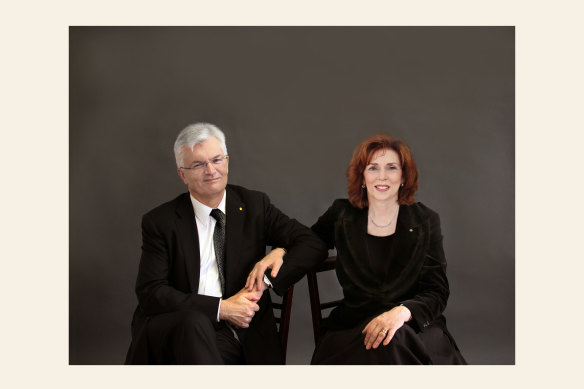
[331,198,350,208]
[330,198,361,214]
[406,201,440,221]
[317,198,358,221]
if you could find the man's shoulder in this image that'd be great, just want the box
[143,193,190,219]
[226,184,269,202]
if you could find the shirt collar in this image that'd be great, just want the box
[190,191,227,227]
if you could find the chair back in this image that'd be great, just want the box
[307,256,341,345]
[271,285,294,363]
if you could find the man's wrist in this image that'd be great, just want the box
[263,274,273,288]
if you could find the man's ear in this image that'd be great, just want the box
[177,168,187,185]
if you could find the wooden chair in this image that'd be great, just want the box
[307,256,341,345]
[271,285,294,363]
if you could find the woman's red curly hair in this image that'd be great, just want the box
[346,133,418,209]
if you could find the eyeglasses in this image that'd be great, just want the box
[180,155,228,171]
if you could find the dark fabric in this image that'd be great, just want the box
[210,208,226,295]
[125,185,328,364]
[365,233,394,277]
[312,317,466,365]
[310,199,466,364]
[146,309,242,364]
[215,323,245,365]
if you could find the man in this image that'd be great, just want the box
[125,123,327,364]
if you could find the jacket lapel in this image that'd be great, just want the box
[341,203,422,285]
[342,206,378,283]
[174,193,200,293]
[382,204,420,283]
[225,185,245,296]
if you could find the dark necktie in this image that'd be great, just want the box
[210,208,226,296]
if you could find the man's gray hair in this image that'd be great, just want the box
[173,123,228,167]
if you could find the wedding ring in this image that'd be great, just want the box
[380,328,388,335]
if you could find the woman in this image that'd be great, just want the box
[310,133,466,364]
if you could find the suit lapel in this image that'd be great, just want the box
[174,193,200,293]
[225,185,245,296]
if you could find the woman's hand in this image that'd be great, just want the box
[362,305,412,350]
[245,248,285,291]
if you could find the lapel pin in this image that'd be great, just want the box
[239,207,243,211]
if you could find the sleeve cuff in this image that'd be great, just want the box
[263,274,273,288]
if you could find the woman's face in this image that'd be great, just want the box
[363,148,403,204]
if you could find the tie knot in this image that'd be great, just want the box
[210,208,225,225]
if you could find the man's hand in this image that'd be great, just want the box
[245,248,285,291]
[219,288,264,328]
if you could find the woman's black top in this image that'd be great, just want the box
[365,233,394,277]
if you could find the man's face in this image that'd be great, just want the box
[177,136,229,207]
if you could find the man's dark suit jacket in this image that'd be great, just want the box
[125,184,327,364]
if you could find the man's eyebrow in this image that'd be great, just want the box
[191,154,222,164]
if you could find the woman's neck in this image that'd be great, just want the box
[368,199,399,217]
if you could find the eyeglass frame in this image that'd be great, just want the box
[179,155,229,172]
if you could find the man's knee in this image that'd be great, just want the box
[147,309,222,364]
[147,309,215,342]
[163,310,218,352]
[174,309,215,333]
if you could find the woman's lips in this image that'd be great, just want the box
[375,185,390,191]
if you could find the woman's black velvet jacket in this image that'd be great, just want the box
[311,199,452,334]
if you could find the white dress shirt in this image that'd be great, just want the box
[189,190,273,330]
[190,191,226,320]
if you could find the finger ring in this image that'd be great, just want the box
[380,328,388,335]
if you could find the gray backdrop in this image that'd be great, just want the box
[69,26,514,364]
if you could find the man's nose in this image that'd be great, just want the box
[204,161,217,174]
